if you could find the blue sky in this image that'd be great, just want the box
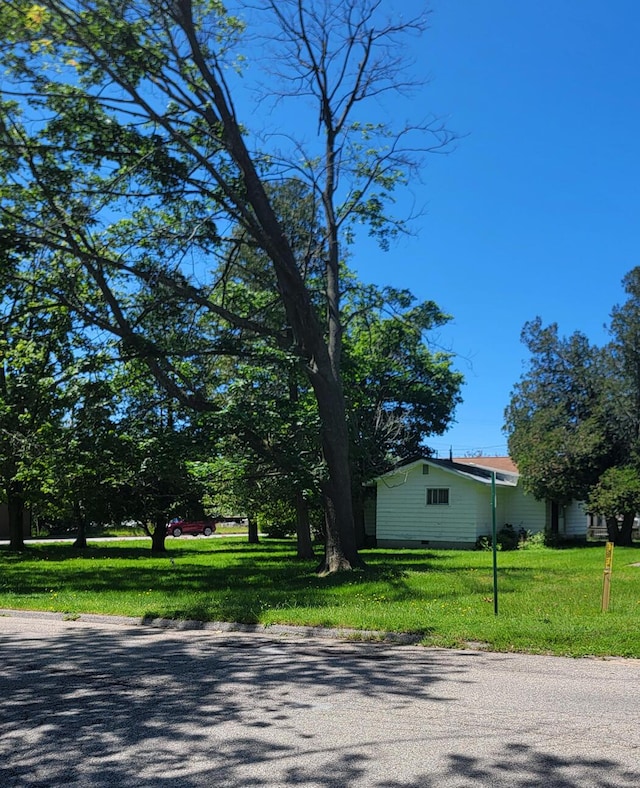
[15,2,635,460]
[339,1,640,457]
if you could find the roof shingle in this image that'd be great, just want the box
[452,456,518,474]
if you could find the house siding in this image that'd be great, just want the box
[475,485,494,539]
[502,488,547,534]
[372,458,589,548]
[376,463,490,548]
[563,500,588,538]
[468,487,547,540]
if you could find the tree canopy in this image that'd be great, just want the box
[1,1,459,569]
[504,318,611,505]
[505,268,640,545]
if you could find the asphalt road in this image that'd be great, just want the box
[1,611,638,787]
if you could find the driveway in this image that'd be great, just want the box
[0,611,638,787]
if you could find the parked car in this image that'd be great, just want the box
[166,519,217,537]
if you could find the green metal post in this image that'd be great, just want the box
[491,471,498,616]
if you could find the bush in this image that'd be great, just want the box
[497,523,519,551]
[256,513,295,538]
[521,530,546,549]
[542,529,564,547]
[475,535,492,551]
[476,524,525,551]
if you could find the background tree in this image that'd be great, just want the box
[606,267,640,453]
[0,0,454,573]
[585,266,640,545]
[342,282,463,542]
[47,371,124,549]
[504,318,613,533]
[587,465,640,546]
[211,362,320,558]
[110,363,215,554]
[505,270,640,545]
[0,282,74,549]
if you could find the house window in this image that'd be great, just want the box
[426,488,449,505]
[422,465,429,475]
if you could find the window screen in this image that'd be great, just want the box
[426,488,449,505]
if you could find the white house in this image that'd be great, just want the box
[365,456,588,549]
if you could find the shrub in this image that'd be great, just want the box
[521,530,546,549]
[475,525,522,551]
[256,513,295,538]
[496,523,520,551]
[475,535,492,551]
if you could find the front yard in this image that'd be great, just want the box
[1,538,639,657]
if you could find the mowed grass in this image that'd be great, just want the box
[1,537,639,657]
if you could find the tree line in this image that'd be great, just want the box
[0,235,462,556]
[505,267,640,546]
[0,1,462,568]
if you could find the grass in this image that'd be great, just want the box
[1,537,639,658]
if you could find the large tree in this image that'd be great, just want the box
[585,266,640,545]
[342,282,462,541]
[0,280,74,549]
[0,0,452,573]
[607,267,640,449]
[47,371,124,549]
[504,318,614,519]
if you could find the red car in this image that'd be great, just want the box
[166,519,217,537]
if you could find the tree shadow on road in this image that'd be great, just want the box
[378,745,639,787]
[0,619,637,787]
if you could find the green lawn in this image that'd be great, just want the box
[1,538,639,658]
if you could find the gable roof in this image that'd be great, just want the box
[372,456,518,487]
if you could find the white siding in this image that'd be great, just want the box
[376,462,489,546]
[373,459,592,547]
[563,500,588,537]
[471,485,546,539]
[502,488,547,534]
[475,484,494,539]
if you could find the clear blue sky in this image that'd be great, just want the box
[341,1,640,457]
[72,1,640,460]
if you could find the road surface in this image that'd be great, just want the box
[1,611,638,786]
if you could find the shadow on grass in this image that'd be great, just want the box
[0,540,268,562]
[1,617,637,787]
[0,539,553,626]
[0,566,431,626]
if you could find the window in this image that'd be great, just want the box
[426,488,449,506]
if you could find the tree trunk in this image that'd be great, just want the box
[150,517,167,554]
[247,517,259,544]
[178,15,361,573]
[619,512,635,546]
[606,516,619,544]
[352,483,367,550]
[295,491,315,560]
[72,500,88,549]
[7,485,26,551]
[550,502,560,535]
[310,370,364,575]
